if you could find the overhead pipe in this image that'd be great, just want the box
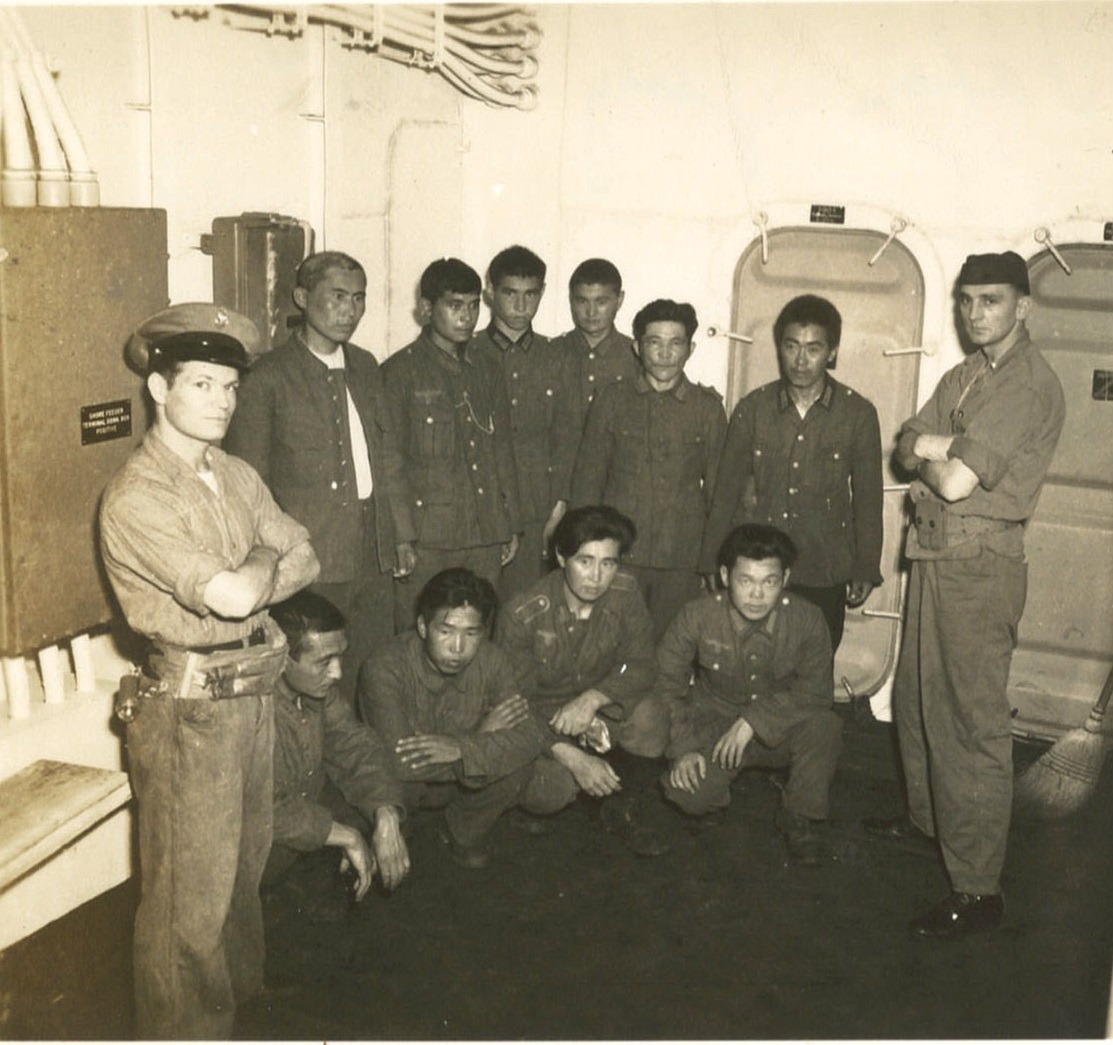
[1,50,36,207]
[0,7,100,207]
[204,4,541,109]
[14,53,68,206]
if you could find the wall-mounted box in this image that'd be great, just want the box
[0,207,168,655]
[201,212,312,353]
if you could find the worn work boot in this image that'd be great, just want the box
[600,792,671,857]
[507,809,553,836]
[776,808,828,866]
[438,825,491,870]
[909,891,1004,939]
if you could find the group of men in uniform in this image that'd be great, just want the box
[98,245,1063,1037]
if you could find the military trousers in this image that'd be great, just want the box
[894,551,1027,895]
[402,761,534,847]
[660,708,843,821]
[126,690,274,1039]
[521,697,672,813]
[312,497,396,706]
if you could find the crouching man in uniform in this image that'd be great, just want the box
[497,505,672,855]
[659,524,841,865]
[99,304,320,1039]
[358,568,549,869]
[265,591,410,901]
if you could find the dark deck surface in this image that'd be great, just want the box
[2,714,1112,1040]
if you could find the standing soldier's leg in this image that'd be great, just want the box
[925,554,1026,896]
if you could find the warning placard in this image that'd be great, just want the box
[81,399,133,445]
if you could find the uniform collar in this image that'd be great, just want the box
[487,321,534,353]
[635,371,690,400]
[421,328,473,370]
[981,327,1031,372]
[777,378,834,413]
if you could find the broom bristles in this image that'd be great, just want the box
[1014,725,1108,820]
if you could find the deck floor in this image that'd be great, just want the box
[2,713,1112,1039]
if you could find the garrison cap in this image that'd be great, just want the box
[957,251,1030,295]
[125,302,261,375]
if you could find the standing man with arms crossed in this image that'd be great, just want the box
[471,245,580,598]
[225,251,412,704]
[99,304,320,1038]
[382,258,523,629]
[700,294,883,651]
[863,252,1065,937]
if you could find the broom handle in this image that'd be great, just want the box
[1084,661,1113,732]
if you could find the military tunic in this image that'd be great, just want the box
[571,372,727,636]
[657,590,840,820]
[471,324,580,595]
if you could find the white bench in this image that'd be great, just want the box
[0,759,133,892]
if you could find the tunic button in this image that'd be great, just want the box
[792,461,799,469]
[750,694,759,701]
[588,374,596,382]
[588,352,595,360]
[788,487,797,495]
[782,511,789,518]
[469,440,476,448]
[330,481,338,490]
[477,487,484,494]
[511,398,518,406]
[833,452,840,460]
[416,498,424,507]
[711,662,719,670]
[546,388,553,396]
[796,434,805,442]
[426,416,434,425]
[472,463,479,471]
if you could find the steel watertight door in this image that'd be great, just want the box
[1010,245,1113,739]
[727,226,925,701]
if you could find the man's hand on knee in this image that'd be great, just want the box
[712,718,754,771]
[669,752,706,793]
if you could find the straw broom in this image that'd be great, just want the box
[1013,663,1113,820]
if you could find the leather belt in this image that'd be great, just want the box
[184,625,267,657]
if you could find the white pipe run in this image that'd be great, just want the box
[0,6,100,206]
[215,4,540,109]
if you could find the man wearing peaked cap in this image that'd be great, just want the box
[863,251,1065,938]
[100,301,319,1037]
[125,300,262,374]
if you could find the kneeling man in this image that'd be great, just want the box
[266,591,410,900]
[498,506,671,855]
[358,568,548,868]
[660,524,841,865]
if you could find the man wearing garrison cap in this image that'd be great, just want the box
[100,303,320,1038]
[863,252,1065,938]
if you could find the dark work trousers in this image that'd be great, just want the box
[626,564,704,641]
[393,543,503,633]
[312,498,395,708]
[403,762,534,847]
[126,692,274,1040]
[790,583,847,652]
[661,709,843,821]
[521,697,671,814]
[893,552,1026,896]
